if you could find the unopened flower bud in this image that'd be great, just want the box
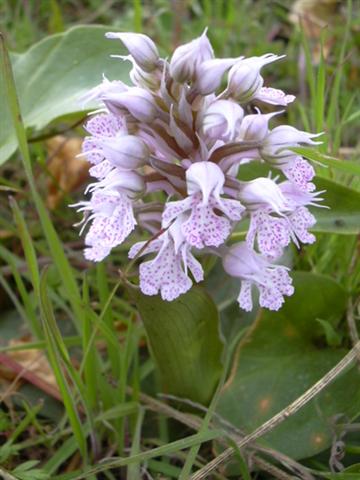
[194,58,239,95]
[238,110,281,142]
[129,62,160,90]
[226,54,283,102]
[106,32,159,72]
[202,99,244,141]
[238,177,289,213]
[170,30,214,83]
[100,135,149,169]
[81,77,127,106]
[261,126,322,164]
[102,87,157,122]
[223,242,265,278]
[95,169,145,196]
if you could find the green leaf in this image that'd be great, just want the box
[133,286,224,405]
[236,161,360,234]
[0,25,130,164]
[316,318,342,347]
[321,464,360,479]
[39,269,88,461]
[1,31,87,330]
[292,147,360,177]
[216,272,360,461]
[73,430,223,479]
[13,461,50,480]
[312,176,360,234]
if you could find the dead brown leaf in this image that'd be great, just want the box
[0,230,14,240]
[0,338,60,403]
[6,339,58,390]
[46,135,89,209]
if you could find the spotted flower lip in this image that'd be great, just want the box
[73,29,324,311]
[254,87,295,106]
[163,162,244,249]
[222,242,294,311]
[76,189,137,262]
[129,217,204,301]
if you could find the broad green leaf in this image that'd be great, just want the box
[0,25,130,164]
[313,177,360,234]
[134,286,224,405]
[216,272,360,461]
[237,161,360,234]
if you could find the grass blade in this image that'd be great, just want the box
[292,147,360,177]
[315,33,326,148]
[326,0,352,152]
[39,269,87,460]
[74,430,222,479]
[81,275,98,410]
[127,407,145,480]
[10,197,40,298]
[0,33,83,331]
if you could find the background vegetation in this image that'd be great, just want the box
[0,0,359,479]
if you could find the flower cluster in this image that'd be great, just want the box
[74,30,324,311]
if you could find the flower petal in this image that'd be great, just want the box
[182,201,232,248]
[139,241,192,301]
[254,87,295,106]
[247,211,289,258]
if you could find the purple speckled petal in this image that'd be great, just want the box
[85,113,125,137]
[238,280,253,312]
[223,242,294,311]
[82,191,136,261]
[254,87,295,106]
[258,267,294,311]
[281,156,315,191]
[247,211,289,258]
[182,199,232,248]
[287,207,316,245]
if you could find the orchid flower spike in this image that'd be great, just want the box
[73,29,325,311]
